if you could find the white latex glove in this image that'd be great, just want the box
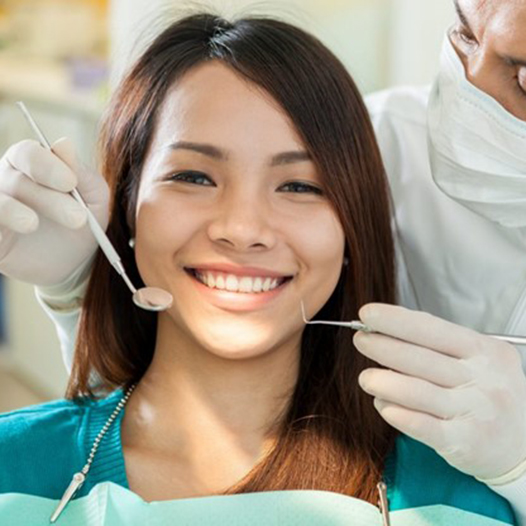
[354,303,526,481]
[0,138,108,287]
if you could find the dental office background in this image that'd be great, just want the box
[0,0,454,410]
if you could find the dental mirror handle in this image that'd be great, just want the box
[301,303,526,346]
[16,101,137,296]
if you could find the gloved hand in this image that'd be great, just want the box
[354,303,526,481]
[0,138,109,287]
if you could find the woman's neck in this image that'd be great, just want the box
[120,318,300,499]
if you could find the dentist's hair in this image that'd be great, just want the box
[68,12,396,504]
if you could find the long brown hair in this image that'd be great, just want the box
[68,13,396,504]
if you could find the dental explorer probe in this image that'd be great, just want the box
[300,302,526,346]
[17,102,173,312]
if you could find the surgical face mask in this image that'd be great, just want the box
[427,35,526,228]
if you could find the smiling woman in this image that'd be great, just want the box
[0,10,517,526]
[73,13,394,503]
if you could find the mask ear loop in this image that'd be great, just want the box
[300,300,373,333]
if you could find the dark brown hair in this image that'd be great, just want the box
[68,13,396,504]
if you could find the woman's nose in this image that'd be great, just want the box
[207,190,277,252]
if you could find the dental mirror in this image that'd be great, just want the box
[17,101,173,312]
[132,287,173,311]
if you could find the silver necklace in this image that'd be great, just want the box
[48,383,390,524]
[49,384,136,523]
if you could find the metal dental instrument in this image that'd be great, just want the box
[17,101,173,312]
[300,301,526,345]
[486,334,526,346]
[300,301,373,332]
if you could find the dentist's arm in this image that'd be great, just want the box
[0,138,107,368]
[355,303,526,524]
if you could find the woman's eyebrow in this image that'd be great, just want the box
[270,151,312,166]
[166,141,228,160]
[164,141,311,166]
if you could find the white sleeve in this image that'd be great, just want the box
[365,86,430,312]
[35,293,80,373]
[35,292,104,389]
[33,255,93,373]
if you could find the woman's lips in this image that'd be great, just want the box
[185,268,293,311]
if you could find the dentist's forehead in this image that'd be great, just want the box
[457,0,526,25]
[456,0,526,49]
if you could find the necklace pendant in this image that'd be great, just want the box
[49,471,86,523]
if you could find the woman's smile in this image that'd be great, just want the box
[184,266,295,312]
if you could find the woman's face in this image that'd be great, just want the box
[135,62,345,360]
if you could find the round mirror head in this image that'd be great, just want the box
[133,287,173,312]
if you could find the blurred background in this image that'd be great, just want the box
[0,0,454,411]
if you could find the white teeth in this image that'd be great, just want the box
[239,277,253,292]
[192,270,287,294]
[225,275,238,291]
[253,277,263,292]
[215,275,226,289]
[262,278,271,292]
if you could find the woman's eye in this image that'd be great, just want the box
[168,171,214,186]
[279,181,323,195]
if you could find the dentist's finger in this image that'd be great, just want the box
[353,331,471,388]
[4,139,78,192]
[372,398,447,450]
[359,368,466,419]
[51,137,103,200]
[359,303,489,359]
[1,170,86,229]
[0,193,39,233]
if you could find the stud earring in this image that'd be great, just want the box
[343,257,349,266]
[129,238,136,249]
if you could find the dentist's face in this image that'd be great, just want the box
[450,0,526,120]
[133,62,345,361]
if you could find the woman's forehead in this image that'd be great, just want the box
[151,62,305,151]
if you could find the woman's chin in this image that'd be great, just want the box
[201,338,276,362]
[196,324,290,362]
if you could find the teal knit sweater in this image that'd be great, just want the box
[0,390,516,524]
